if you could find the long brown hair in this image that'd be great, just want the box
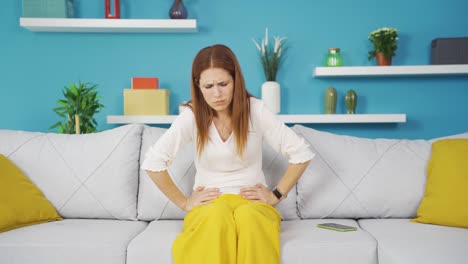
[186,44,252,157]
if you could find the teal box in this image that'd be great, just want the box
[22,0,74,18]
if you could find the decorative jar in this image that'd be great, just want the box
[345,89,357,114]
[325,48,344,67]
[324,87,337,114]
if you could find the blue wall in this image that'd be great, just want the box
[1,0,467,139]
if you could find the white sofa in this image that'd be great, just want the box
[1,124,467,264]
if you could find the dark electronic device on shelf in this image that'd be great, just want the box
[431,37,468,65]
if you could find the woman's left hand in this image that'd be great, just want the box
[240,183,279,206]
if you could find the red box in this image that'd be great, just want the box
[132,77,159,89]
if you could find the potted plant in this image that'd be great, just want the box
[252,28,287,113]
[367,27,398,66]
[50,81,104,134]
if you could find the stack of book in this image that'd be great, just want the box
[124,77,170,115]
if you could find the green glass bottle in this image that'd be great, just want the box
[325,48,344,67]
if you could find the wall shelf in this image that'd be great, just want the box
[107,114,406,124]
[19,18,197,33]
[313,65,468,77]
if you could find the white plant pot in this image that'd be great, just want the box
[261,81,281,114]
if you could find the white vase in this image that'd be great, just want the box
[261,81,280,114]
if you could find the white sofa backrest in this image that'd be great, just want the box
[137,125,299,221]
[293,125,431,219]
[0,124,143,220]
[262,144,300,220]
[138,125,195,220]
[293,125,468,219]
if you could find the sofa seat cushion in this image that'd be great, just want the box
[127,219,376,264]
[358,219,468,264]
[281,219,376,264]
[0,219,147,264]
[127,220,182,264]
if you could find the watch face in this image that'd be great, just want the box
[273,188,282,199]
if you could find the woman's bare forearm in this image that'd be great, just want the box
[276,160,311,196]
[145,170,187,210]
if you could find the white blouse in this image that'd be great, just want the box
[141,97,315,194]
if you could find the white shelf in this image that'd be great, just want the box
[107,114,406,124]
[108,115,177,124]
[313,65,468,77]
[19,18,197,33]
[278,114,406,123]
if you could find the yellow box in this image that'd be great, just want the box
[124,89,170,115]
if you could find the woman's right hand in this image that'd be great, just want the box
[183,186,221,211]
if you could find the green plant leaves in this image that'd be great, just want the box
[253,29,287,82]
[50,81,104,134]
[368,27,398,60]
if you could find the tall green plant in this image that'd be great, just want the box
[252,28,287,82]
[50,81,104,134]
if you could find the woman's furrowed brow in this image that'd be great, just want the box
[200,80,231,86]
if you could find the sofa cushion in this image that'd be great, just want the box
[138,125,196,220]
[0,154,62,232]
[0,124,143,220]
[430,132,468,142]
[0,219,147,264]
[128,219,376,264]
[127,220,182,264]
[281,219,376,264]
[293,125,433,219]
[262,144,300,220]
[358,219,468,264]
[412,139,468,228]
[138,125,299,221]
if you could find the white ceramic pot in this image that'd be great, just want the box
[261,81,280,114]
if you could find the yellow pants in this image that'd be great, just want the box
[172,194,281,264]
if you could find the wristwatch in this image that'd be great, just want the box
[272,187,284,200]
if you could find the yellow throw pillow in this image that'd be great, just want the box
[411,139,468,228]
[0,154,62,232]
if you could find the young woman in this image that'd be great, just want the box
[142,44,314,264]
